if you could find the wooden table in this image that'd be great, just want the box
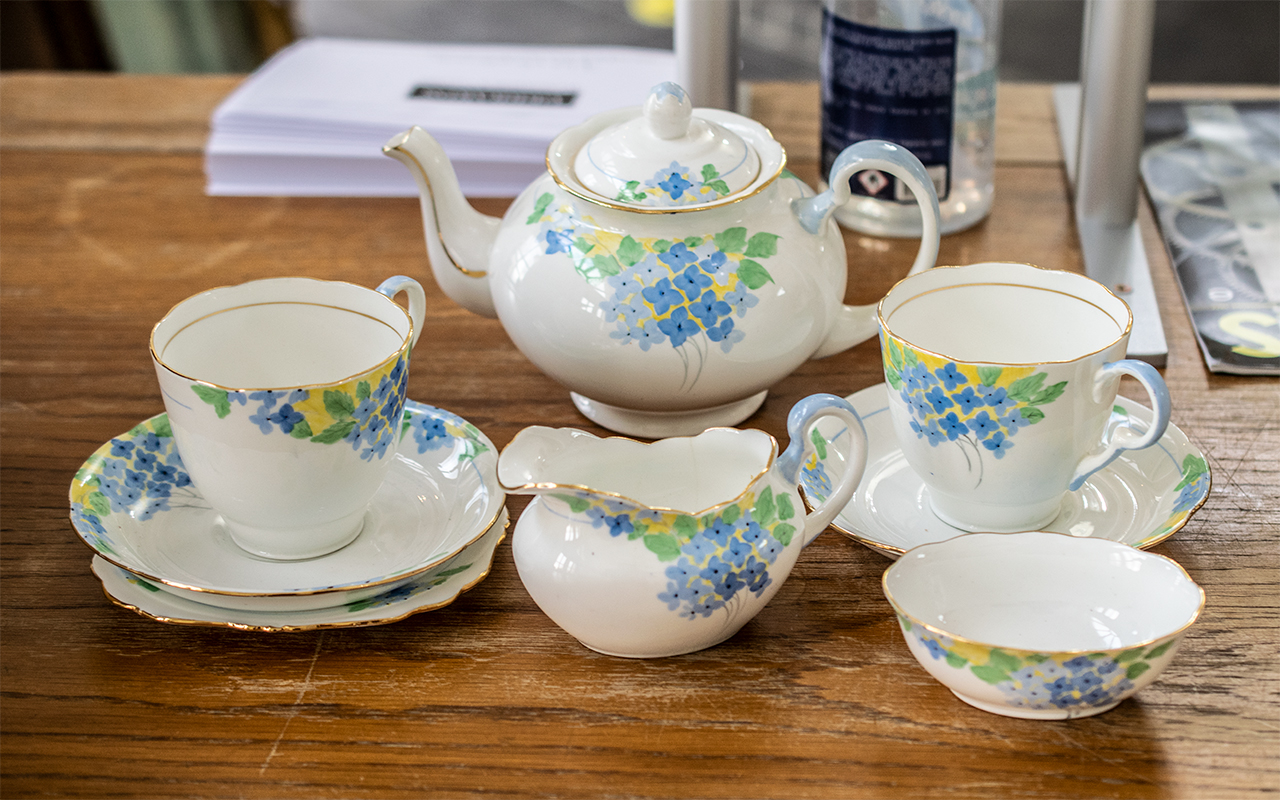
[2,74,1276,799]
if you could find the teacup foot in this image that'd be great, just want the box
[952,690,1123,720]
[570,391,768,438]
[224,510,366,561]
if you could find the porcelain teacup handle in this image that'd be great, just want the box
[792,139,942,277]
[1068,360,1172,490]
[376,275,427,348]
[776,393,869,546]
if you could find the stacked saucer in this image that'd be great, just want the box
[70,401,506,631]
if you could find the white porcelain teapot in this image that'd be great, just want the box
[386,82,940,437]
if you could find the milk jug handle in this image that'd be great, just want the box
[791,139,941,277]
[376,275,427,348]
[776,394,869,547]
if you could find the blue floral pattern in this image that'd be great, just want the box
[546,485,800,620]
[526,192,779,390]
[883,336,1067,487]
[190,354,410,463]
[899,614,1180,713]
[613,161,735,207]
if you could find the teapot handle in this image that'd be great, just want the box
[792,139,941,276]
[776,394,869,547]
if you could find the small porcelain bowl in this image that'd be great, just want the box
[882,531,1205,719]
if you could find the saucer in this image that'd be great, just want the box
[92,510,507,631]
[70,401,504,611]
[800,384,1211,558]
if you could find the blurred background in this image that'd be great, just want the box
[2,0,1277,84]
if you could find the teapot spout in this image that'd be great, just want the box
[384,127,501,318]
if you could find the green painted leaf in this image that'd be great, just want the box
[310,418,357,444]
[945,652,968,669]
[683,236,704,248]
[191,385,231,419]
[643,532,682,561]
[574,237,595,255]
[810,427,829,460]
[773,522,796,546]
[897,613,912,631]
[721,504,741,525]
[673,515,697,540]
[744,232,780,258]
[970,664,1010,685]
[986,649,1022,673]
[435,564,472,578]
[151,416,173,438]
[1115,647,1146,664]
[525,192,553,224]
[902,347,919,368]
[617,236,646,267]
[777,493,796,521]
[714,227,748,254]
[782,168,798,180]
[1029,381,1068,406]
[591,254,622,277]
[888,337,904,370]
[553,494,591,514]
[755,486,777,526]
[701,163,720,182]
[707,180,731,195]
[290,420,314,439]
[356,381,371,400]
[1007,372,1047,402]
[737,259,774,290]
[1126,661,1151,680]
[1175,455,1209,490]
[701,513,716,528]
[1112,404,1130,416]
[977,366,1003,386]
[1026,653,1051,663]
[1145,640,1175,660]
[884,364,903,390]
[652,239,672,254]
[1020,406,1045,424]
[87,492,111,517]
[324,390,356,420]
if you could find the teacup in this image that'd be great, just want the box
[150,276,426,560]
[878,262,1171,532]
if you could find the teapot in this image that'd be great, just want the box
[386,82,940,437]
[497,393,870,657]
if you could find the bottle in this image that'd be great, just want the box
[820,0,1002,237]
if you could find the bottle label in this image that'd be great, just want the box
[820,9,957,203]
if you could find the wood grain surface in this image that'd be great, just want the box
[1,74,1276,799]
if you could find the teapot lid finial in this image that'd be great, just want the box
[645,83,693,141]
[569,82,761,208]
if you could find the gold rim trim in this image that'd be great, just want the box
[94,523,507,632]
[881,530,1207,657]
[501,426,779,518]
[150,278,417,393]
[384,142,488,278]
[877,263,1135,367]
[71,408,506,599]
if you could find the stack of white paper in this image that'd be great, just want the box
[206,38,677,197]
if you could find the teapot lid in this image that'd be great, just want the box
[550,83,782,211]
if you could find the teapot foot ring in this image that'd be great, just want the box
[570,391,768,439]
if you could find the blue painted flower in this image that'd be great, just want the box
[705,515,738,546]
[925,386,955,414]
[352,397,379,424]
[136,432,164,452]
[657,306,701,348]
[742,556,772,594]
[983,431,1015,458]
[412,415,449,452]
[699,251,731,282]
[109,439,134,459]
[700,556,744,600]
[657,167,693,200]
[936,363,969,391]
[724,284,759,317]
[923,419,949,446]
[249,390,286,410]
[1000,409,1033,434]
[674,264,713,300]
[1064,656,1095,674]
[641,278,681,316]
[132,449,158,471]
[690,290,731,327]
[1175,480,1204,512]
[633,258,665,283]
[985,387,1018,415]
[723,537,753,567]
[922,636,948,661]
[545,228,575,255]
[607,271,642,298]
[938,412,968,441]
[135,496,170,521]
[953,386,985,414]
[658,241,698,270]
[681,534,717,559]
[705,318,742,352]
[267,403,305,434]
[968,410,1000,439]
